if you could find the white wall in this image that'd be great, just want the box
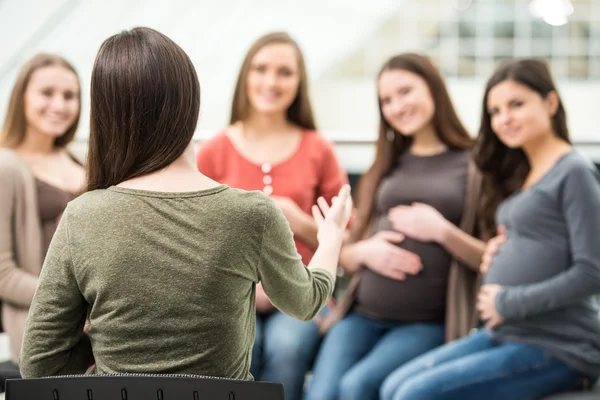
[309,78,600,144]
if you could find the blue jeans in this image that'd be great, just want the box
[380,329,587,400]
[304,312,445,400]
[251,311,322,400]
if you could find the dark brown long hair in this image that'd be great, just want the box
[229,32,316,130]
[86,27,201,191]
[350,53,474,242]
[474,58,570,237]
[0,53,80,149]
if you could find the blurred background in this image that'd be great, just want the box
[0,0,598,173]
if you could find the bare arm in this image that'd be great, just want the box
[389,203,484,271]
[439,224,486,271]
[291,214,319,250]
[338,242,363,275]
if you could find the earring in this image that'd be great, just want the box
[386,129,395,142]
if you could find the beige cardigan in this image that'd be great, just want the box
[0,149,43,363]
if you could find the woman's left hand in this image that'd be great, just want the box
[477,284,504,329]
[388,202,450,243]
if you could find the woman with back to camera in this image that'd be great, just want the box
[379,58,600,400]
[196,32,348,399]
[305,53,487,400]
[18,27,352,380]
[0,54,83,371]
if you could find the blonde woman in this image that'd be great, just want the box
[0,54,83,369]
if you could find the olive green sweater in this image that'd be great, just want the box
[20,185,334,380]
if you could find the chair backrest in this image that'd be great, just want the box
[6,374,284,399]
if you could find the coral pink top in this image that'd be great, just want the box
[196,130,348,264]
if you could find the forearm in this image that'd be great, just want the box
[0,253,39,307]
[496,261,600,320]
[439,224,485,271]
[21,329,93,378]
[292,214,319,250]
[307,236,343,282]
[337,242,364,275]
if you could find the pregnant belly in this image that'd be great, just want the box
[484,237,570,286]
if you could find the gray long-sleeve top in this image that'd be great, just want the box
[484,151,600,377]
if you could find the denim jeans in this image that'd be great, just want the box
[251,311,322,400]
[380,329,587,400]
[304,312,445,400]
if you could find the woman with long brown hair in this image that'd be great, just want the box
[306,53,486,400]
[19,27,352,381]
[0,53,83,370]
[380,58,600,400]
[196,32,348,400]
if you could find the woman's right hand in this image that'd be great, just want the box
[480,225,507,274]
[357,231,422,281]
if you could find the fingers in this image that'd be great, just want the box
[497,224,506,236]
[314,185,353,230]
[337,184,351,202]
[312,205,324,225]
[480,263,489,274]
[376,231,405,243]
[380,269,407,281]
[317,196,330,215]
[389,249,422,275]
[480,284,496,294]
[480,254,493,274]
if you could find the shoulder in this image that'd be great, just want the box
[301,131,341,167]
[302,130,335,152]
[196,131,230,154]
[0,148,26,173]
[559,151,600,186]
[64,190,115,217]
[210,187,278,230]
[448,148,473,164]
[0,148,29,185]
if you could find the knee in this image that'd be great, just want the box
[338,370,377,400]
[388,375,437,400]
[265,333,316,365]
[380,375,399,400]
[305,375,338,400]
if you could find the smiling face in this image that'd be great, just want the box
[23,65,80,140]
[486,79,557,149]
[378,68,436,137]
[246,43,300,117]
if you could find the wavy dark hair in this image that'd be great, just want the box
[350,53,474,241]
[87,27,201,191]
[474,58,570,236]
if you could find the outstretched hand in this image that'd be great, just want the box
[311,185,353,243]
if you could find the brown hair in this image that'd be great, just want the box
[0,53,80,149]
[474,58,570,237]
[229,32,316,130]
[350,53,475,241]
[86,27,201,191]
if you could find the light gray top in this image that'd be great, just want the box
[485,151,600,376]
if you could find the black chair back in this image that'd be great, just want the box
[6,374,284,399]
